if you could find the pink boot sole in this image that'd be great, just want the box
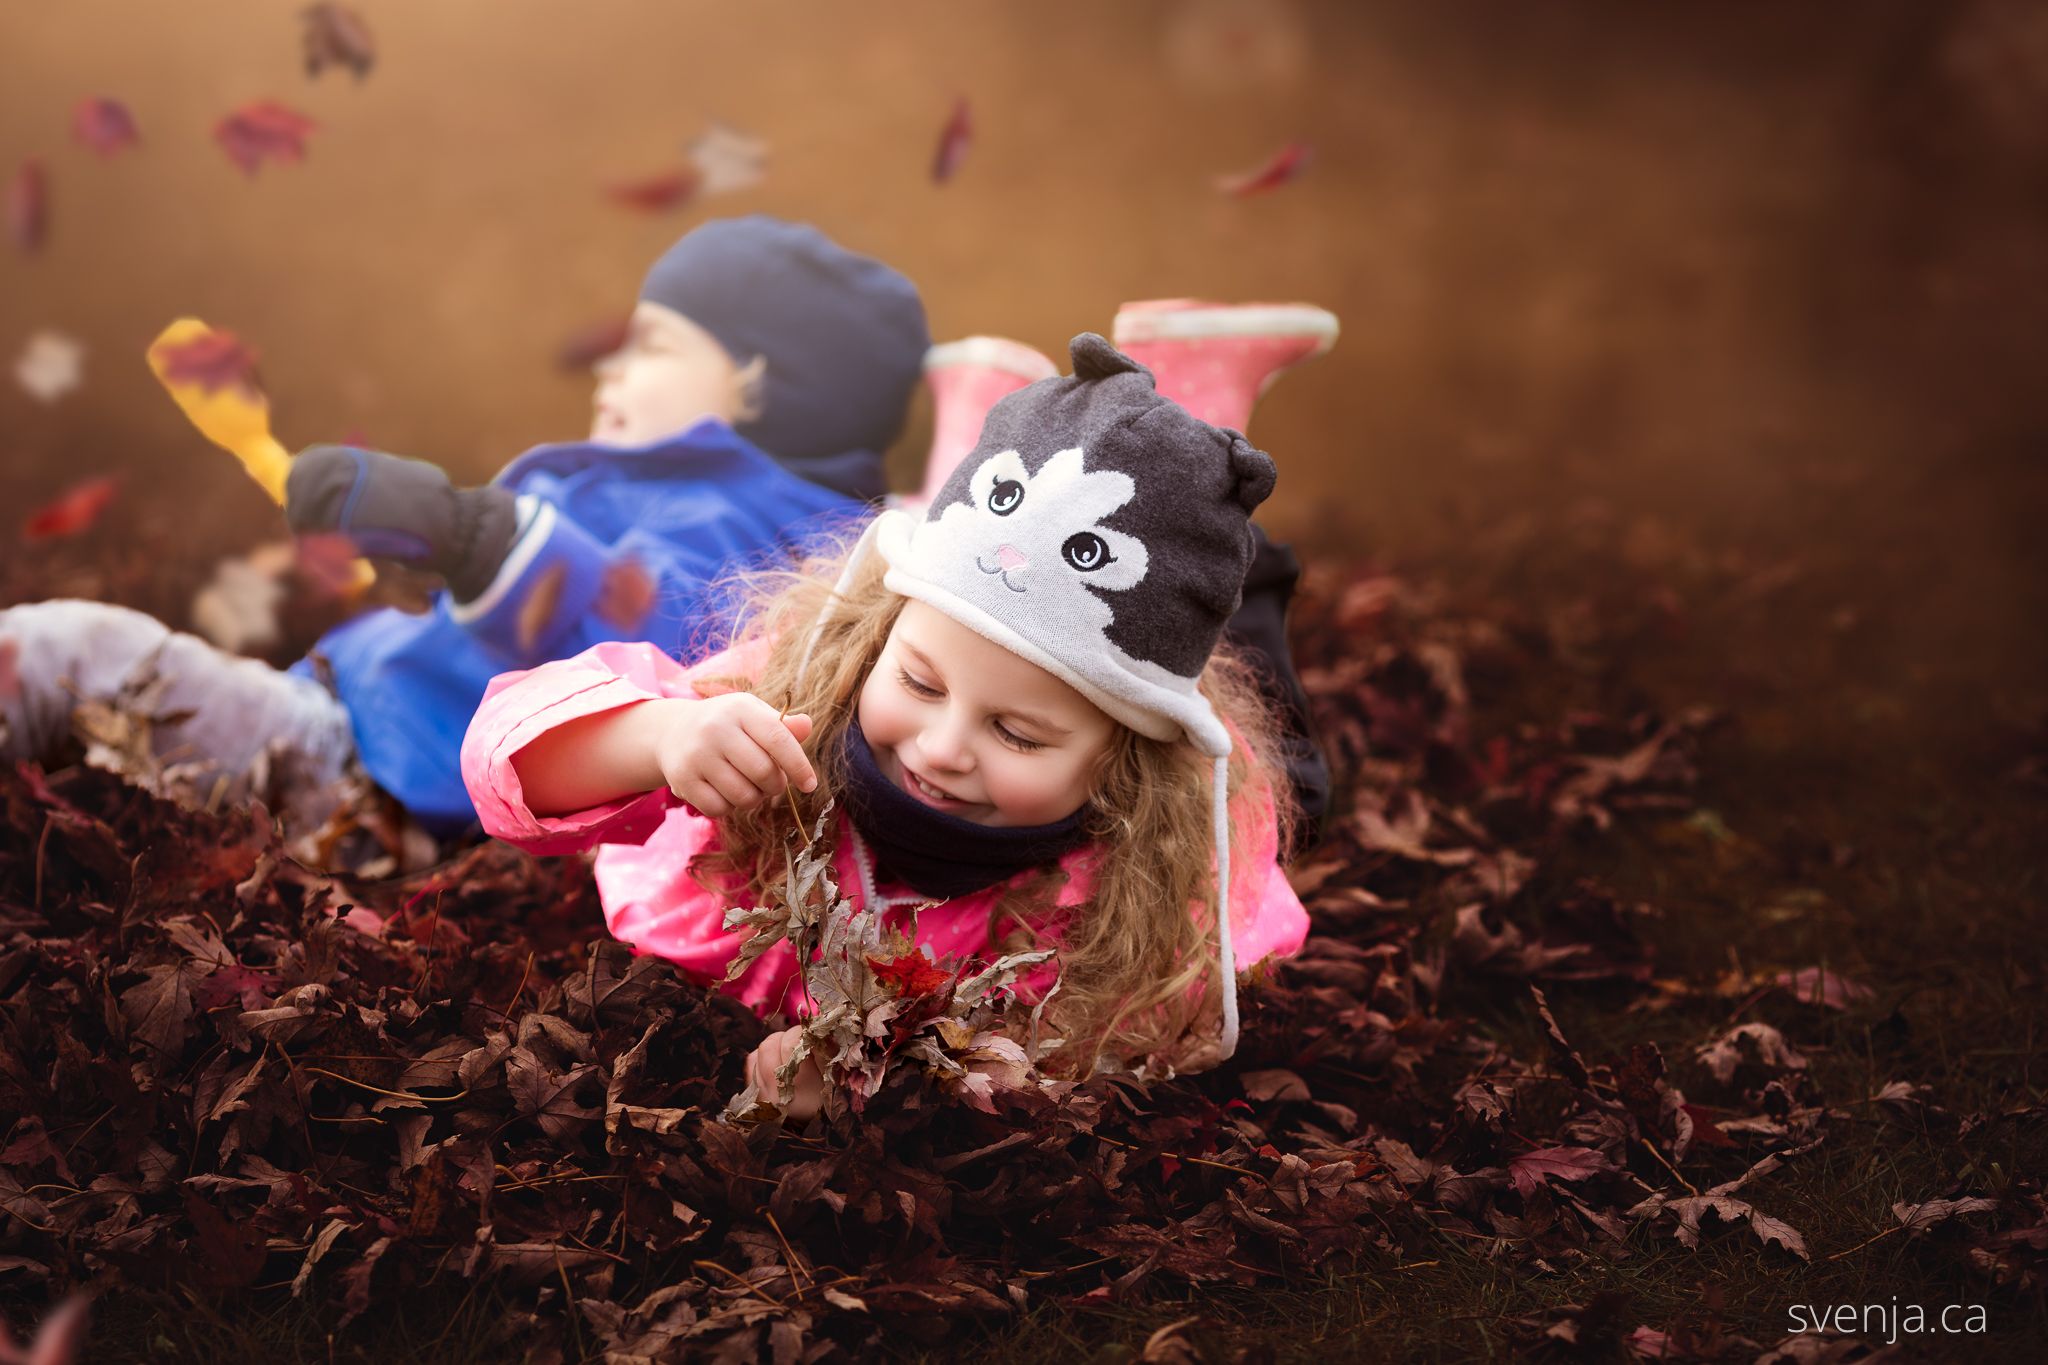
[1112,299,1339,434]
[913,337,1060,506]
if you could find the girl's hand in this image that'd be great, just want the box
[745,1026,825,1119]
[653,694,817,818]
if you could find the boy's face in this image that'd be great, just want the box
[857,600,1117,827]
[589,302,753,447]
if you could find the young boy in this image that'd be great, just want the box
[0,216,930,836]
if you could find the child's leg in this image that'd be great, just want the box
[1225,529,1331,854]
[914,337,1059,507]
[1110,299,1339,434]
[0,600,357,832]
[1113,300,1342,854]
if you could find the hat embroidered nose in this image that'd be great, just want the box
[995,543,1029,572]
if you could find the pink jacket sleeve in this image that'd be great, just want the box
[460,636,768,855]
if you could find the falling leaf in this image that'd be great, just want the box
[14,330,85,403]
[516,562,569,655]
[72,97,141,155]
[595,558,657,630]
[685,121,768,196]
[1215,140,1312,196]
[556,314,631,372]
[301,3,377,80]
[931,97,972,183]
[150,327,264,399]
[605,168,700,213]
[23,475,120,541]
[190,542,296,654]
[213,100,319,176]
[295,530,366,599]
[8,157,48,253]
[1507,1144,1613,1198]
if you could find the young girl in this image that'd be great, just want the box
[462,335,1311,1110]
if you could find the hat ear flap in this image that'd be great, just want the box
[1069,332,1152,385]
[1226,431,1277,512]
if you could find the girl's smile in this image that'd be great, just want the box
[857,600,1115,827]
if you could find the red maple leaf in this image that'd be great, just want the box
[931,97,973,184]
[213,100,319,176]
[606,168,700,213]
[555,314,631,371]
[8,157,48,254]
[73,97,140,156]
[302,3,377,80]
[1215,140,1312,196]
[868,950,952,998]
[151,328,264,399]
[23,474,121,541]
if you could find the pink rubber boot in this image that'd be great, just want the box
[1111,299,1340,434]
[913,337,1059,507]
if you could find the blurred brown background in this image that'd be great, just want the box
[4,0,2045,755]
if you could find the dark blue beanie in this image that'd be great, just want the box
[639,216,930,468]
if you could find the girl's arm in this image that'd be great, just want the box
[511,695,816,817]
[460,637,809,853]
[508,696,682,815]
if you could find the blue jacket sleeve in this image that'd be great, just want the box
[447,497,718,666]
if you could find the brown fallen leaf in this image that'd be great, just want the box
[1507,1144,1614,1198]
[1695,1021,1807,1085]
[1770,966,1874,1011]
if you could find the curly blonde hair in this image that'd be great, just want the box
[688,529,1297,1077]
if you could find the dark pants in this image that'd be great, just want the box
[1222,524,1330,856]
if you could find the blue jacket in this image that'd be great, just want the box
[294,419,871,832]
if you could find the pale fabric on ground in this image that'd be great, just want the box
[0,599,357,833]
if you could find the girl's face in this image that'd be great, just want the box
[857,600,1118,827]
[589,302,760,447]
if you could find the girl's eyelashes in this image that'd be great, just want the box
[895,667,1046,752]
[896,667,940,699]
[995,724,1045,753]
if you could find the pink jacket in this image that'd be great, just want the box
[460,638,1310,1019]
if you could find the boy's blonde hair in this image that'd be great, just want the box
[690,531,1297,1076]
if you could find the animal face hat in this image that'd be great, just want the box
[799,333,1277,1057]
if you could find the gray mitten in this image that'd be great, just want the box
[285,444,518,602]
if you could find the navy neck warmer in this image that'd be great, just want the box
[837,716,1091,899]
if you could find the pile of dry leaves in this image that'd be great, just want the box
[2,563,2041,1363]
